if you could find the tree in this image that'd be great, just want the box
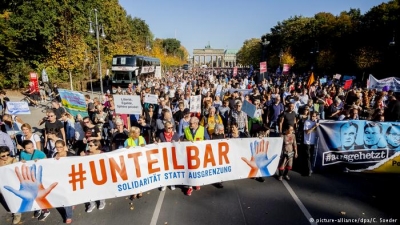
[237,38,262,67]
[352,47,381,73]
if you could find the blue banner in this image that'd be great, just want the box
[316,120,400,173]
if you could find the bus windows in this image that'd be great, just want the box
[112,71,130,81]
[112,56,135,66]
[136,57,143,67]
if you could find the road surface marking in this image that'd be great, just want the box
[150,189,166,225]
[282,180,318,225]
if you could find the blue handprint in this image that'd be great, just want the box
[241,139,278,177]
[4,164,58,213]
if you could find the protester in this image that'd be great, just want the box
[81,140,106,212]
[19,140,49,221]
[158,121,180,191]
[183,116,209,196]
[0,146,20,224]
[278,125,297,181]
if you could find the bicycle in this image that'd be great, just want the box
[20,93,37,107]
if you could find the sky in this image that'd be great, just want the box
[119,0,389,56]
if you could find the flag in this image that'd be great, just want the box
[344,79,353,90]
[248,65,254,76]
[307,72,315,88]
[334,74,341,80]
[42,68,49,83]
[276,66,281,75]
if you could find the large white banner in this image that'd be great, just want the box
[113,95,142,114]
[0,138,282,213]
[367,75,400,92]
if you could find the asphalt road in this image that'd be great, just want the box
[1,94,399,225]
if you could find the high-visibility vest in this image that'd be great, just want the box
[126,136,145,147]
[184,126,205,141]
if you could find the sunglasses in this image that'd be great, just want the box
[1,153,10,158]
[166,127,173,129]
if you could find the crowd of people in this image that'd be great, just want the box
[1,67,400,224]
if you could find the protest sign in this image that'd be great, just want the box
[114,95,142,114]
[260,62,267,73]
[190,95,202,113]
[242,100,256,118]
[155,66,162,79]
[6,102,30,115]
[144,94,158,104]
[58,89,88,117]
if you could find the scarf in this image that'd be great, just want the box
[164,132,173,142]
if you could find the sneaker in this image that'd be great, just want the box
[285,175,290,181]
[278,176,283,181]
[186,187,193,196]
[255,177,265,182]
[86,203,96,213]
[33,210,42,218]
[194,186,200,191]
[99,201,106,210]
[38,210,50,221]
[170,185,176,191]
[129,195,137,200]
[161,186,166,191]
[13,214,21,224]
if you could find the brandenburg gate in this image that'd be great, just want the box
[193,45,225,68]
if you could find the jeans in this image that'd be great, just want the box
[65,206,73,219]
[320,111,325,120]
[305,144,315,173]
[89,199,105,208]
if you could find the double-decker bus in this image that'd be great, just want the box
[111,55,161,87]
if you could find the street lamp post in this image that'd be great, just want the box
[89,9,106,95]
[146,37,151,51]
[310,41,319,71]
[261,37,270,62]
[389,30,396,46]
[260,36,270,81]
